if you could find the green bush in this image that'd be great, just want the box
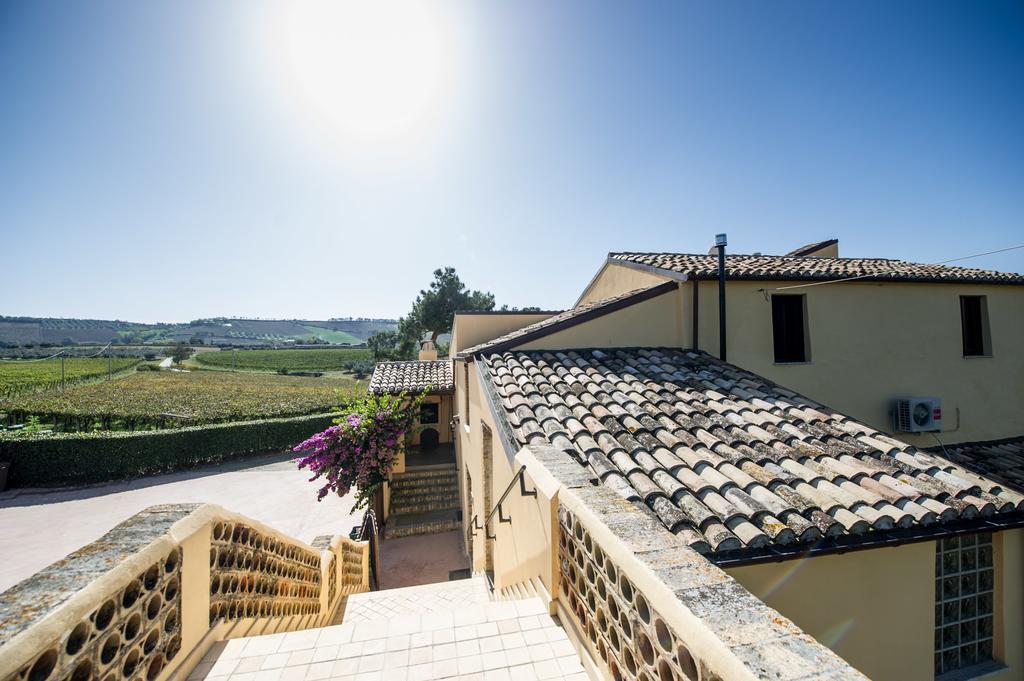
[0,412,336,487]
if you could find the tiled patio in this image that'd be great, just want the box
[190,578,589,681]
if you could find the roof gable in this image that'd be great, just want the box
[457,281,677,358]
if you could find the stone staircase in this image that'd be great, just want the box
[385,465,462,539]
[189,576,591,681]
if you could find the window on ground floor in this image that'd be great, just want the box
[935,533,995,677]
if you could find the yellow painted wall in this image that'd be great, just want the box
[515,287,684,352]
[577,261,671,305]
[581,262,1024,445]
[689,278,1024,445]
[409,394,453,445]
[729,530,1024,681]
[451,312,556,355]
[728,543,935,680]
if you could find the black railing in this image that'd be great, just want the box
[471,465,536,540]
[352,508,381,591]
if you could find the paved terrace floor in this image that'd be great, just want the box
[0,452,362,592]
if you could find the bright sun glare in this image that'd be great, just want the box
[281,1,450,143]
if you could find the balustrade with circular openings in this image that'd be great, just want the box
[3,548,183,681]
[208,522,323,624]
[558,507,711,681]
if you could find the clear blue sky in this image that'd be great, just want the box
[2,1,1022,322]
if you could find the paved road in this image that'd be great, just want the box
[159,356,173,368]
[0,453,361,592]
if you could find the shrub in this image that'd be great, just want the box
[0,412,336,487]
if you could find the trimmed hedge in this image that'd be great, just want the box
[0,413,337,487]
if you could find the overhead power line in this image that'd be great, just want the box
[757,243,1024,294]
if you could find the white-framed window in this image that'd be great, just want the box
[935,533,995,676]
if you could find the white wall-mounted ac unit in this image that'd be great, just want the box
[893,397,942,433]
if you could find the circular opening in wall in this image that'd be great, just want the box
[166,635,182,661]
[70,659,93,681]
[100,633,121,664]
[608,627,620,650]
[607,595,619,620]
[122,650,140,678]
[635,593,650,624]
[95,600,117,631]
[143,629,160,655]
[654,619,673,652]
[146,655,165,681]
[146,594,163,620]
[637,630,656,666]
[123,614,142,641]
[622,648,638,675]
[609,659,622,681]
[657,658,674,681]
[210,576,221,595]
[594,546,605,567]
[122,580,142,609]
[66,621,90,655]
[164,577,179,601]
[164,608,178,634]
[606,562,617,583]
[28,649,58,681]
[619,612,632,639]
[677,644,698,680]
[142,565,159,591]
[165,550,180,573]
[619,576,634,602]
[212,523,224,540]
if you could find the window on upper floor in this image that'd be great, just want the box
[935,533,995,677]
[419,402,439,425]
[771,294,809,363]
[960,296,991,357]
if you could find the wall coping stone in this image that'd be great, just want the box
[517,443,867,681]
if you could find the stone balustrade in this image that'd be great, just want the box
[511,444,867,681]
[0,504,369,681]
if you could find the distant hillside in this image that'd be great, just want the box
[0,316,397,347]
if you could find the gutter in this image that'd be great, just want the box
[713,511,1024,568]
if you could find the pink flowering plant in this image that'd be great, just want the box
[293,389,428,509]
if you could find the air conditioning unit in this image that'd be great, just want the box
[892,397,942,433]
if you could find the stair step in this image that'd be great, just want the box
[390,490,460,504]
[384,509,462,539]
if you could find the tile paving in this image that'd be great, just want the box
[191,578,589,681]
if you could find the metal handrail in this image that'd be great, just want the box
[354,509,380,590]
[478,464,537,532]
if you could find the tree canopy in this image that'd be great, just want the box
[367,267,495,360]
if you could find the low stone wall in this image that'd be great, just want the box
[511,445,867,681]
[0,504,369,681]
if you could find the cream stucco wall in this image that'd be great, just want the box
[515,287,684,352]
[688,278,1024,445]
[451,312,556,355]
[409,394,453,446]
[580,262,1024,445]
[577,261,671,306]
[727,543,935,680]
[728,530,1024,681]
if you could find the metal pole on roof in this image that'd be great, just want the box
[716,233,727,361]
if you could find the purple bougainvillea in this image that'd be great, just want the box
[292,389,427,509]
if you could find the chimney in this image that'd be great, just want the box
[419,340,438,361]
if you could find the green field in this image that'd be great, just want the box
[1,370,363,430]
[195,347,371,372]
[0,357,141,398]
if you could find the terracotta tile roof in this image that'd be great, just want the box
[368,360,454,395]
[457,282,676,358]
[932,436,1024,493]
[610,252,1024,285]
[482,347,1024,560]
